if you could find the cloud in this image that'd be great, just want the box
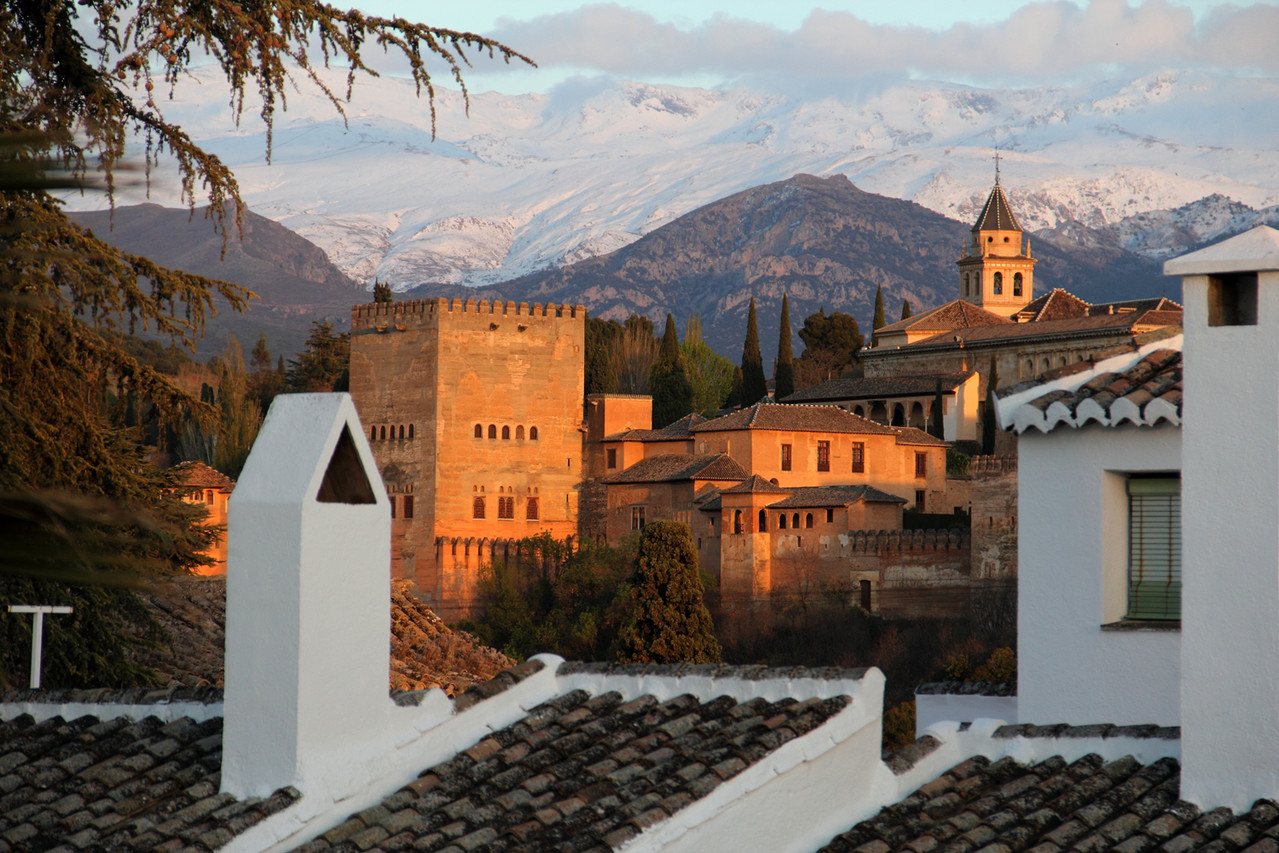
[487,1,1278,86]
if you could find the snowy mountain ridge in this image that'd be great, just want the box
[67,65,1279,292]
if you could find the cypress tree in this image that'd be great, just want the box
[649,314,694,428]
[774,294,795,401]
[901,299,912,320]
[372,279,393,303]
[928,380,945,439]
[617,522,721,664]
[873,286,886,331]
[983,354,1000,454]
[740,298,767,405]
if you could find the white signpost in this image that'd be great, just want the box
[7,604,73,689]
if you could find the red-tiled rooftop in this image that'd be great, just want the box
[874,300,1010,337]
[769,485,906,508]
[172,460,235,491]
[691,403,898,436]
[603,453,749,484]
[780,373,974,403]
[603,413,707,443]
[720,474,790,494]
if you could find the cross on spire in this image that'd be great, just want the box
[994,149,1001,185]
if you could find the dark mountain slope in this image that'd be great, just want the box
[70,204,363,361]
[477,174,1167,358]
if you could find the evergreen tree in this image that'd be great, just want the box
[774,294,795,401]
[873,286,887,332]
[617,522,720,664]
[248,333,282,415]
[584,317,622,399]
[372,280,393,303]
[983,355,1000,454]
[286,320,351,393]
[739,298,767,405]
[612,315,658,395]
[928,380,945,440]
[681,316,735,416]
[901,299,912,320]
[648,314,694,428]
[795,308,864,388]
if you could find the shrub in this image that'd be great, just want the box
[616,521,720,664]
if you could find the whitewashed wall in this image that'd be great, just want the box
[1017,423,1181,726]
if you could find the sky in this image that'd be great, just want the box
[348,0,1279,93]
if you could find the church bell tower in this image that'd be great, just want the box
[958,159,1036,316]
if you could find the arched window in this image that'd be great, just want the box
[993,272,1003,295]
[779,514,787,530]
[408,424,414,439]
[805,513,814,529]
[380,425,386,440]
[758,509,767,532]
[734,510,743,534]
[473,496,485,519]
[398,425,405,440]
[371,426,378,441]
[488,424,497,439]
[1013,272,1023,296]
[501,425,510,440]
[206,490,214,504]
[516,425,524,440]
[962,273,969,295]
[474,424,482,438]
[529,426,539,440]
[976,272,982,290]
[526,497,539,520]
[792,513,800,529]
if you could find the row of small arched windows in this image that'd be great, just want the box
[474,424,539,441]
[472,495,539,520]
[962,271,1023,297]
[372,424,414,441]
[730,507,836,534]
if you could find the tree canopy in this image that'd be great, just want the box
[739,298,767,406]
[795,308,863,388]
[648,314,693,428]
[1,0,529,686]
[616,522,720,664]
[680,316,734,417]
[774,294,795,401]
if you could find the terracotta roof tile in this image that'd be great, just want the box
[0,712,297,850]
[603,453,749,484]
[171,461,235,491]
[972,183,1023,232]
[1002,346,1182,434]
[1015,288,1091,322]
[820,752,1279,853]
[875,300,1010,336]
[910,309,1181,347]
[769,485,906,508]
[306,675,851,852]
[721,474,789,494]
[781,373,974,403]
[604,413,707,442]
[892,426,948,446]
[692,403,899,435]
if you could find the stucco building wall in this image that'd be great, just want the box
[1017,422,1181,726]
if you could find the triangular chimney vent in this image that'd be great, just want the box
[316,425,376,504]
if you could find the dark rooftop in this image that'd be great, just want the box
[720,474,790,495]
[769,485,906,508]
[603,453,749,484]
[692,403,898,436]
[780,373,974,404]
[972,182,1023,233]
[820,748,1279,853]
[604,413,707,443]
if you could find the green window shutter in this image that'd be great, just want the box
[1127,477,1181,620]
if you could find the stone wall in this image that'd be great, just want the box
[969,455,1019,580]
[350,298,585,618]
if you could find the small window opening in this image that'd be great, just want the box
[530,426,539,440]
[474,424,482,438]
[488,424,497,439]
[805,513,813,529]
[779,514,788,530]
[1208,273,1258,327]
[758,509,767,532]
[502,425,511,440]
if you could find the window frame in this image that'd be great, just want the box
[781,443,792,471]
[631,506,646,531]
[1125,476,1181,621]
[914,451,927,479]
[850,442,865,474]
[816,440,830,472]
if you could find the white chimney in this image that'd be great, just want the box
[1167,225,1279,811]
[222,393,391,799]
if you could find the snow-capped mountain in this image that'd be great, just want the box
[66,65,1279,292]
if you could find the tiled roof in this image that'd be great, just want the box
[893,426,948,446]
[692,403,898,435]
[720,474,789,494]
[972,183,1022,232]
[874,300,1010,337]
[909,309,1181,348]
[1088,296,1182,316]
[296,664,853,853]
[0,712,297,851]
[769,485,906,508]
[998,341,1183,434]
[604,413,707,443]
[1015,288,1091,322]
[780,373,973,403]
[821,748,1279,853]
[603,453,749,484]
[172,461,235,491]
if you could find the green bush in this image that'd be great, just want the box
[616,521,720,664]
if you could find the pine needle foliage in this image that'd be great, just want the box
[617,522,720,665]
[901,299,911,320]
[739,298,767,405]
[872,286,886,332]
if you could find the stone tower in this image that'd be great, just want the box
[349,297,586,619]
[957,172,1036,316]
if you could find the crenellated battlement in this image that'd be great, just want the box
[844,528,971,553]
[352,297,587,330]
